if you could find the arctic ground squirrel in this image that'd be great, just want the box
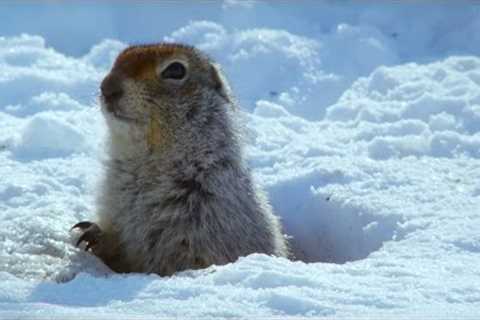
[72,43,289,276]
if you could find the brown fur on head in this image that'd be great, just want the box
[100,43,230,154]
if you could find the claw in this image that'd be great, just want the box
[71,221,93,231]
[72,221,103,251]
[76,232,91,247]
[85,241,95,251]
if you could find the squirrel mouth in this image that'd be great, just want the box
[101,100,138,124]
[111,110,137,123]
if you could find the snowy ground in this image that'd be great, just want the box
[1,1,480,319]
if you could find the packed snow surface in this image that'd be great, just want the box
[1,1,480,318]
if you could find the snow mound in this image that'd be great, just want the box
[0,35,101,109]
[13,112,88,159]
[168,21,397,120]
[82,39,126,71]
[327,56,480,159]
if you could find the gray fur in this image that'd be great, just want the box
[77,44,288,276]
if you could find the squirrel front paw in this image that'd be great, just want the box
[71,221,104,252]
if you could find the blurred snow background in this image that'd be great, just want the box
[1,1,480,318]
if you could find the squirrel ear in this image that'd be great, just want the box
[210,63,231,102]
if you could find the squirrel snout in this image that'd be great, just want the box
[101,74,124,105]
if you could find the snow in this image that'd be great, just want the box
[1,1,480,318]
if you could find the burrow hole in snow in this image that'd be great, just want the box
[267,171,403,263]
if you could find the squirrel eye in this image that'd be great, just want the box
[161,62,187,80]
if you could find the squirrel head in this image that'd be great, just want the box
[100,43,234,158]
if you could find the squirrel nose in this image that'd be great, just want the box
[101,73,123,105]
